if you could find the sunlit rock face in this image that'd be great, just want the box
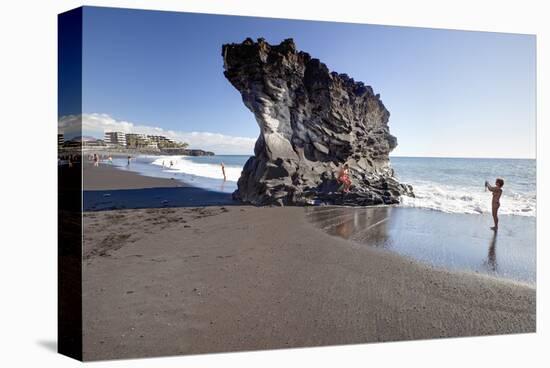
[222,38,413,206]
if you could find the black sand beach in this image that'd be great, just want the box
[81,164,536,360]
[83,164,235,210]
[83,162,186,190]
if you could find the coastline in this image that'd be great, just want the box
[81,164,535,360]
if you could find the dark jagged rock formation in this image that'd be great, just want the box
[222,38,413,206]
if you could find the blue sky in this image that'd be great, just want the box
[75,6,536,157]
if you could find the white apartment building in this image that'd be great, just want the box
[104,131,127,146]
[147,135,174,144]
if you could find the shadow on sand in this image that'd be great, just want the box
[84,186,237,211]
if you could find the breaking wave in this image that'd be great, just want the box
[151,156,242,182]
[399,180,535,217]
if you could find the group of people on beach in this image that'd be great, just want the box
[161,160,175,168]
[58,154,80,168]
[159,159,228,182]
[86,153,113,166]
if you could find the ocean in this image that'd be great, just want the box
[112,155,536,217]
[392,157,536,217]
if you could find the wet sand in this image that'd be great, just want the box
[83,163,235,210]
[84,163,186,190]
[81,165,536,361]
[306,206,536,285]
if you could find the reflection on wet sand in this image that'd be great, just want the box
[486,232,498,272]
[307,207,391,246]
[305,206,535,285]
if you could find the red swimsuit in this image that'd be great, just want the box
[338,170,351,185]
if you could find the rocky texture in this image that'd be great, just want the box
[223,38,413,206]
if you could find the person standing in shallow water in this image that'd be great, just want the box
[485,178,504,231]
[221,162,227,181]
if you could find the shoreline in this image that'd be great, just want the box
[83,162,188,190]
[83,163,236,210]
[305,205,536,285]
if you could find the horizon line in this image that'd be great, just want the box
[211,153,535,160]
[389,154,535,160]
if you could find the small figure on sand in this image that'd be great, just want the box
[169,160,173,168]
[337,164,352,193]
[127,156,131,166]
[221,162,227,181]
[485,178,504,231]
[93,153,99,167]
[108,156,113,164]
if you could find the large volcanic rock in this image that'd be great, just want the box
[222,38,413,206]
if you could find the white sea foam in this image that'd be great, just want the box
[151,156,242,182]
[399,180,536,217]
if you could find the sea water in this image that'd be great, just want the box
[110,155,244,194]
[114,155,536,217]
[392,157,536,217]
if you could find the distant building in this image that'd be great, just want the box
[58,134,64,147]
[125,133,149,148]
[125,133,147,139]
[80,136,106,147]
[63,136,106,149]
[125,133,158,150]
[147,135,174,145]
[104,131,127,147]
[111,133,184,151]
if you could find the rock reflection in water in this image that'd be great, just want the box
[306,206,535,285]
[306,207,391,246]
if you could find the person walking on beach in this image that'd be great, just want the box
[485,178,504,231]
[337,164,352,193]
[93,153,99,167]
[221,162,227,181]
[127,155,131,166]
